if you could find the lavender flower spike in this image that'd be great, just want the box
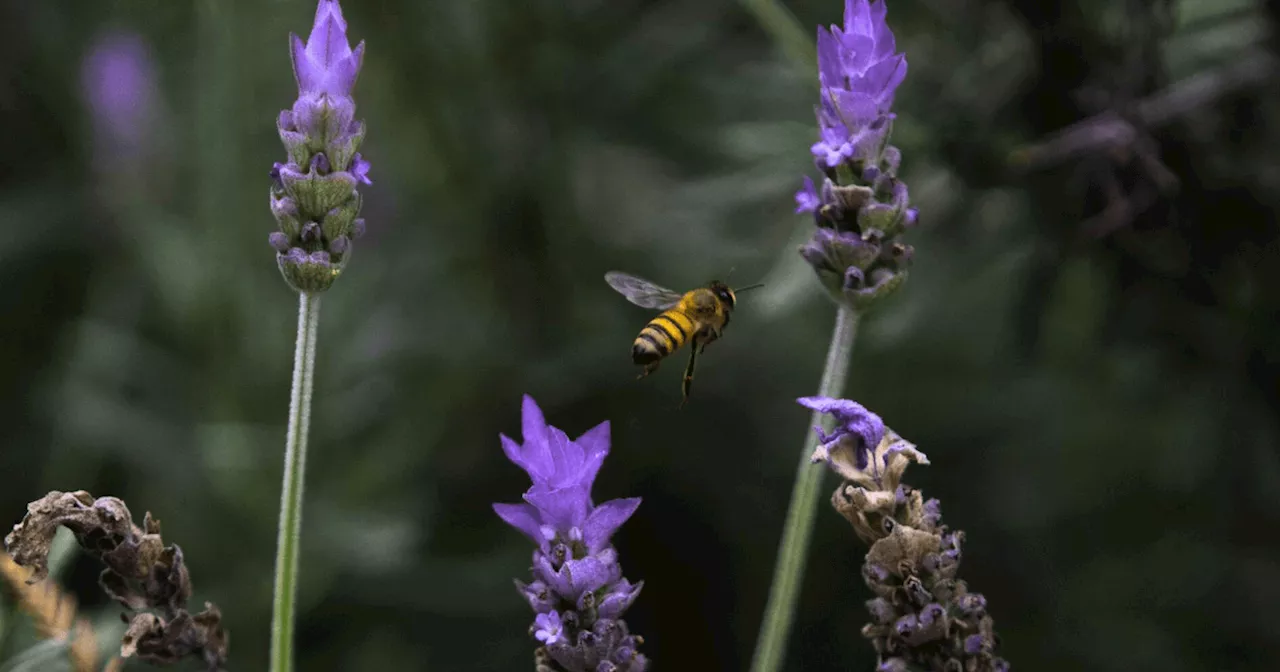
[801,397,1010,671]
[270,0,370,294]
[796,0,917,310]
[495,395,649,672]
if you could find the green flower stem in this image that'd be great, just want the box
[270,292,321,672]
[750,303,860,672]
[739,0,817,72]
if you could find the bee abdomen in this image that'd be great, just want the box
[631,311,691,366]
[632,336,663,365]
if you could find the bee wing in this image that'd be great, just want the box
[604,271,683,310]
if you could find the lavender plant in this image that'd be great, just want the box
[798,397,1010,671]
[753,2,918,670]
[493,395,649,672]
[267,2,369,671]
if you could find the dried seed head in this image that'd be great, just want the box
[4,491,227,670]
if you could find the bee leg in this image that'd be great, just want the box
[679,344,699,409]
[701,326,723,350]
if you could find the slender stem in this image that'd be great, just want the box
[270,292,321,672]
[739,0,818,73]
[750,303,860,672]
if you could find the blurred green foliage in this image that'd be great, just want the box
[2,0,1279,670]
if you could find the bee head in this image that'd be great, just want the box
[709,281,736,308]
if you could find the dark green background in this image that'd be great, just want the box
[2,0,1279,670]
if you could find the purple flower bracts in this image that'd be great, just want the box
[495,396,649,672]
[270,0,369,293]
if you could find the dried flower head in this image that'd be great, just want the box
[797,0,917,310]
[494,396,649,672]
[270,0,369,293]
[4,491,228,670]
[803,399,1010,671]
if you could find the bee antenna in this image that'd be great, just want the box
[734,283,765,293]
[726,266,737,281]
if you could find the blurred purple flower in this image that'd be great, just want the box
[80,29,158,157]
[495,395,649,672]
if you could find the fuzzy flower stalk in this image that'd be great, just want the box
[269,0,370,294]
[267,3,367,671]
[752,3,916,670]
[494,396,649,672]
[799,397,1010,671]
[795,0,917,310]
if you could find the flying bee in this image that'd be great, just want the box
[605,271,764,408]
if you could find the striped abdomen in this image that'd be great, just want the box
[632,309,697,365]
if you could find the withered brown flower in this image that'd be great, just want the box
[4,490,228,671]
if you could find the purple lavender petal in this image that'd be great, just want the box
[524,483,592,532]
[350,152,372,184]
[582,498,641,553]
[836,33,876,79]
[493,502,545,544]
[575,421,611,484]
[797,395,859,415]
[815,27,844,90]
[294,1,361,96]
[596,580,643,621]
[861,54,908,106]
[304,0,354,69]
[500,434,537,476]
[831,89,880,127]
[562,555,616,596]
[844,0,873,35]
[545,428,583,488]
[534,611,566,646]
[269,232,291,252]
[289,34,319,95]
[520,395,553,471]
[795,176,821,214]
[516,579,557,613]
[535,554,613,603]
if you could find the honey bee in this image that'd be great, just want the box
[605,271,763,407]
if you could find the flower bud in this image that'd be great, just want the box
[268,0,370,294]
